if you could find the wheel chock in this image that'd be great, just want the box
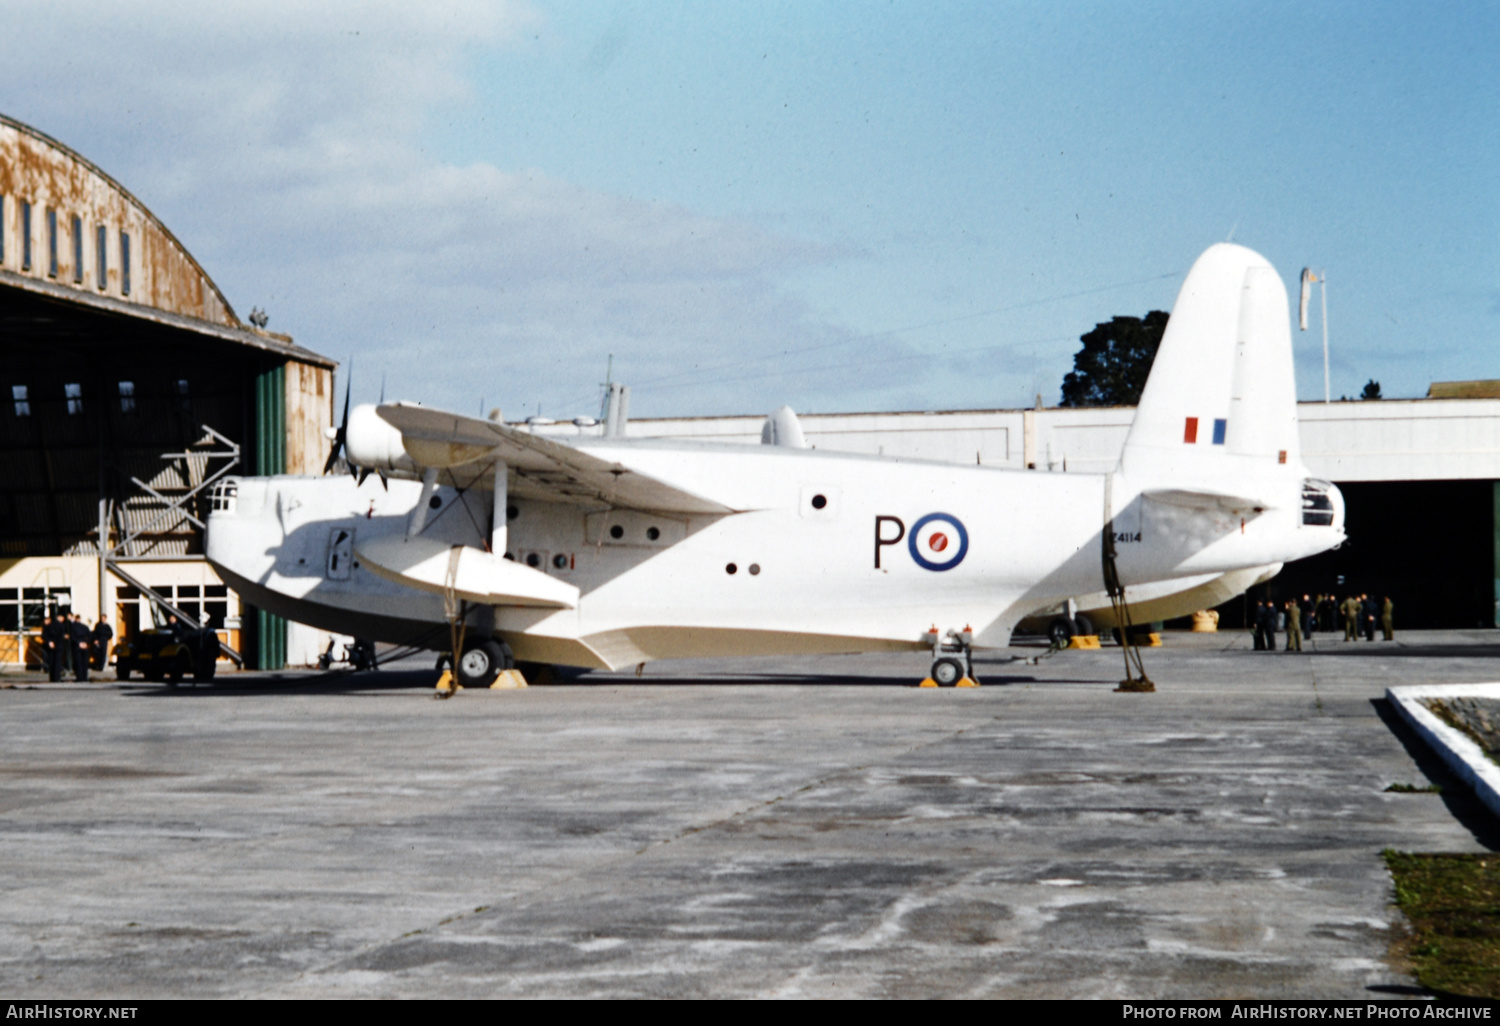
[1068,635,1101,649]
[490,669,529,690]
[435,670,462,693]
[956,677,980,688]
[1145,633,1162,647]
[918,678,939,688]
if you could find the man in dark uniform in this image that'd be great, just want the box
[69,613,92,681]
[1251,601,1265,650]
[92,617,114,672]
[41,611,66,681]
[1258,600,1277,652]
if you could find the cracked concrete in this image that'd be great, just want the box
[1,630,1495,997]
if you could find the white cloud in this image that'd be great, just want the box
[0,1,904,418]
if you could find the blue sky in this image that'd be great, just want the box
[2,1,1495,418]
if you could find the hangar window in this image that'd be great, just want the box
[64,383,83,416]
[46,208,57,277]
[120,231,131,295]
[96,224,107,289]
[174,379,190,411]
[118,381,136,414]
[21,202,31,270]
[71,215,82,283]
[11,385,30,417]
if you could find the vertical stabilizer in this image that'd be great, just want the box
[1120,244,1301,493]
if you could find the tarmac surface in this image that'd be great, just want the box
[3,629,1499,999]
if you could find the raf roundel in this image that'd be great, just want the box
[907,513,969,571]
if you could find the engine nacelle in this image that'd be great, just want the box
[346,403,418,477]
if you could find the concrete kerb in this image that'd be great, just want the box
[1387,683,1500,819]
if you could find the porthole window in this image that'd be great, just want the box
[609,524,624,539]
[646,526,660,541]
[725,563,737,575]
[811,494,827,510]
[526,553,541,568]
[552,553,568,569]
[749,564,761,576]
[428,495,441,509]
[506,505,519,520]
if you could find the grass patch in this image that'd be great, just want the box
[1386,782,1443,793]
[1385,850,1500,998]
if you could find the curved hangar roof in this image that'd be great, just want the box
[0,112,329,365]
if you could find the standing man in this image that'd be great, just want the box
[1342,595,1359,641]
[41,610,65,681]
[69,613,92,681]
[1301,595,1314,638]
[1361,594,1377,641]
[1251,601,1264,650]
[92,617,114,672]
[1285,598,1303,651]
[1259,600,1277,652]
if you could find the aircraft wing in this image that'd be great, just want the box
[376,403,734,516]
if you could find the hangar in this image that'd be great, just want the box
[0,113,335,671]
[553,391,1500,632]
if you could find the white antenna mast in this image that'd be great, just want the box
[1299,267,1331,403]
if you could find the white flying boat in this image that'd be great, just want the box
[205,244,1345,686]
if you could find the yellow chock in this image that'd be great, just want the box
[490,669,529,690]
[956,677,980,688]
[918,678,939,688]
[435,670,462,694]
[1145,633,1162,647]
[1068,634,1101,649]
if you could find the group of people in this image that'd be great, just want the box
[39,611,113,682]
[1250,593,1394,651]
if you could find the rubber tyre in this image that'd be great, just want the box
[116,665,131,681]
[1072,614,1093,638]
[193,649,217,683]
[931,657,965,687]
[456,639,506,688]
[1048,618,1075,648]
[166,652,193,685]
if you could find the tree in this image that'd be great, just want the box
[1360,379,1382,400]
[1059,311,1169,407]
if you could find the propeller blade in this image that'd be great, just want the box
[356,467,371,486]
[323,359,354,475]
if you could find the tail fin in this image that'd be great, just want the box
[1120,244,1300,495]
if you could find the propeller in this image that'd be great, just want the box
[323,360,353,475]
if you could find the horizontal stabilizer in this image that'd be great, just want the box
[1142,487,1272,513]
[356,535,580,608]
[376,403,734,516]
